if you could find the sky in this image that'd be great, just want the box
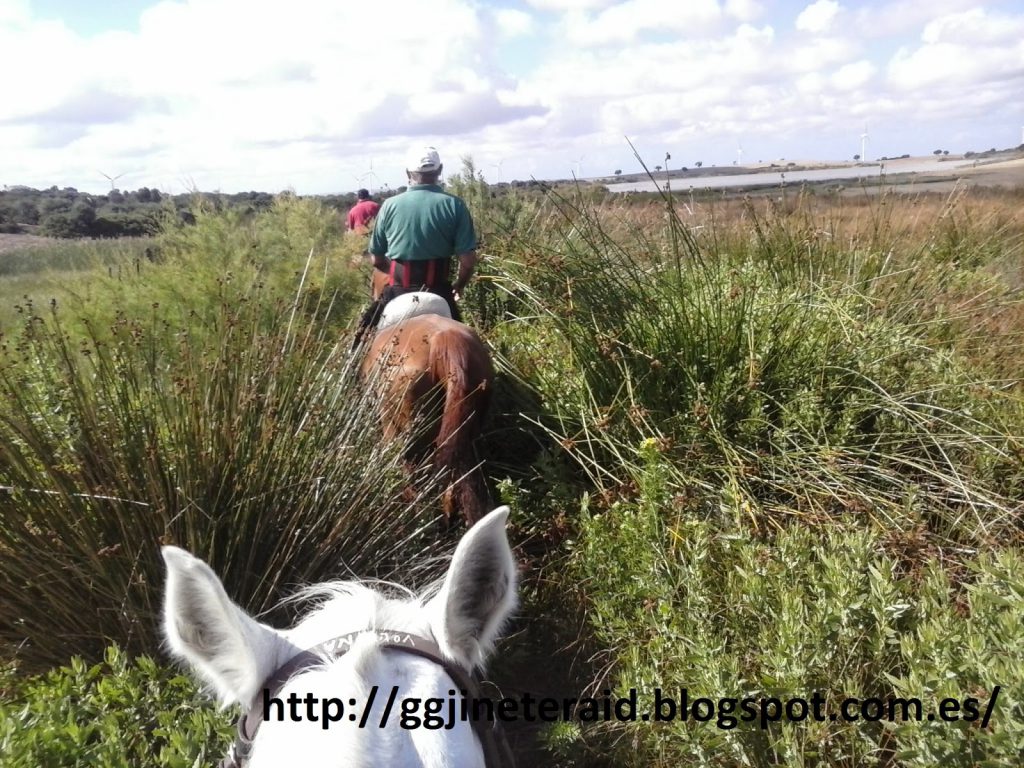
[1,0,1023,195]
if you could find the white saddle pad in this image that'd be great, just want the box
[378,291,452,330]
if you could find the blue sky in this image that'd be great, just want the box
[28,0,154,35]
[2,0,1022,194]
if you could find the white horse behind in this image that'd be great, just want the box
[162,506,517,768]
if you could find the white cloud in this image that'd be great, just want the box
[0,0,29,25]
[494,8,534,37]
[795,72,826,95]
[565,0,722,45]
[885,7,1024,93]
[1,0,1021,192]
[0,0,552,190]
[831,60,876,90]
[725,0,763,22]
[795,0,841,33]
[850,0,980,37]
[887,40,1023,91]
[921,8,1024,45]
[523,0,616,10]
[785,36,858,74]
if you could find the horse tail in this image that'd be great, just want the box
[430,327,494,525]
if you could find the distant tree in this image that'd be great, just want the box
[933,149,942,155]
[41,197,72,215]
[614,170,622,175]
[0,207,20,233]
[40,212,79,238]
[853,154,861,161]
[71,200,96,230]
[943,150,949,156]
[11,199,38,224]
[695,161,703,168]
[655,165,662,172]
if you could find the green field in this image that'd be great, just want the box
[1,178,1022,766]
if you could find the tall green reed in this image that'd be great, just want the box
[487,185,1022,548]
[0,198,445,672]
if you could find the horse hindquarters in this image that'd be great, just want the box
[429,326,494,526]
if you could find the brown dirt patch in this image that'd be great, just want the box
[0,233,55,255]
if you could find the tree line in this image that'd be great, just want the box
[0,186,382,239]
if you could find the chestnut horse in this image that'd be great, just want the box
[360,268,494,525]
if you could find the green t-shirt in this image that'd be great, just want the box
[369,185,476,262]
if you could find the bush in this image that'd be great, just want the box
[487,188,1022,547]
[562,444,1023,766]
[4,183,1023,768]
[0,646,232,767]
[0,197,447,672]
[475,185,1024,765]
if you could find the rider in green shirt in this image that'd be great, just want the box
[356,147,479,341]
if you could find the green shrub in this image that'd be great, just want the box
[487,187,1022,547]
[0,200,446,672]
[4,183,1023,768]
[63,193,364,342]
[564,444,1023,767]
[0,646,232,767]
[478,186,1024,765]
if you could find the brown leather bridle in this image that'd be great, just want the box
[220,630,515,768]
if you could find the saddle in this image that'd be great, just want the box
[378,291,453,330]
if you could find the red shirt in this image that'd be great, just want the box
[347,199,380,231]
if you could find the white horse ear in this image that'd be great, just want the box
[161,546,283,707]
[431,506,517,670]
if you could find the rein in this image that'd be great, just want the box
[221,630,515,768]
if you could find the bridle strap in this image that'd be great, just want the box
[222,630,514,768]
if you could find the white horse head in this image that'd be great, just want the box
[162,506,517,768]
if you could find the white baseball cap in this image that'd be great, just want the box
[406,146,442,173]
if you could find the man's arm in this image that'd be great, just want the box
[452,250,478,299]
[368,204,389,268]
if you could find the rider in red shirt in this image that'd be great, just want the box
[347,189,380,233]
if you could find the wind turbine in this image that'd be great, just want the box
[355,158,380,192]
[99,170,125,190]
[860,123,869,162]
[573,154,585,178]
[736,141,744,167]
[491,159,504,183]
